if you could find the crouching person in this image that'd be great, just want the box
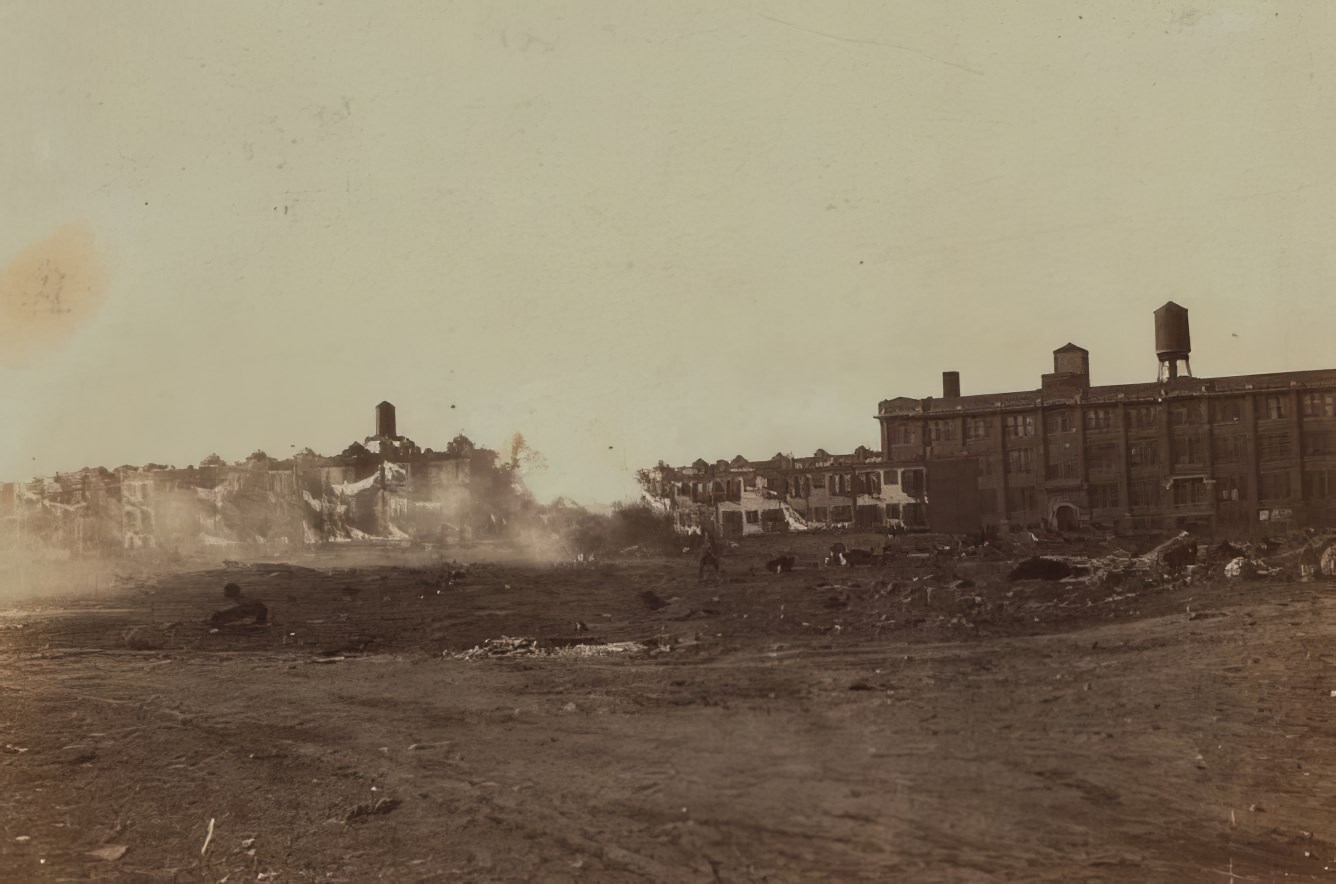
[210,582,269,627]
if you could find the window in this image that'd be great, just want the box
[1089,483,1121,509]
[1172,479,1208,507]
[1128,406,1158,429]
[1262,395,1288,421]
[1005,449,1034,474]
[1084,409,1115,431]
[1305,431,1336,457]
[1259,471,1292,500]
[1005,487,1036,513]
[1216,476,1246,502]
[1213,435,1247,463]
[882,469,898,485]
[830,505,853,522]
[1046,460,1078,480]
[814,506,828,521]
[902,502,926,526]
[928,420,956,443]
[1129,441,1159,467]
[745,510,759,524]
[1046,440,1078,479]
[1303,392,1336,418]
[1170,401,1205,427]
[1045,411,1076,435]
[1129,480,1159,508]
[1088,442,1120,471]
[884,503,901,519]
[1211,399,1243,424]
[897,424,918,445]
[902,470,925,495]
[1003,414,1035,438]
[978,457,993,477]
[1172,436,1204,466]
[1258,433,1292,461]
[1304,469,1336,499]
[965,418,991,441]
[860,472,881,495]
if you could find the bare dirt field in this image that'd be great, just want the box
[3,534,1336,882]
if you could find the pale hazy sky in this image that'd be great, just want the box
[2,1,1333,505]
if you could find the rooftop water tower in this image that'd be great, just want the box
[1154,301,1191,381]
[376,400,397,439]
[942,371,961,399]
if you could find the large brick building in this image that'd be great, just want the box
[877,303,1336,538]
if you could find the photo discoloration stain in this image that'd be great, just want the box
[0,222,106,366]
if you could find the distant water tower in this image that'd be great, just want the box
[1154,301,1192,381]
[376,401,397,438]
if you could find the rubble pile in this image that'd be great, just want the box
[768,527,1336,639]
[454,636,646,661]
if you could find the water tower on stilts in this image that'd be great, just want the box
[1154,301,1192,381]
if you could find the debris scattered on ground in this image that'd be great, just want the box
[346,797,402,823]
[200,817,215,856]
[639,590,668,610]
[550,641,645,658]
[57,744,96,765]
[457,636,539,659]
[1009,557,1075,581]
[454,636,646,661]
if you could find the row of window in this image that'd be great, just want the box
[892,392,1336,446]
[927,430,1336,479]
[802,503,926,525]
[675,468,929,499]
[977,469,1336,515]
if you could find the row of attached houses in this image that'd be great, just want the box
[639,448,926,538]
[0,402,525,555]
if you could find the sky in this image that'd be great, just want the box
[2,1,1334,506]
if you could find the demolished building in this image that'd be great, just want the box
[0,402,532,555]
[639,447,926,539]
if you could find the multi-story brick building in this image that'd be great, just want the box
[877,302,1336,538]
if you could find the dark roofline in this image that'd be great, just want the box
[878,366,1336,417]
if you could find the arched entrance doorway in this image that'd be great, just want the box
[1053,504,1080,532]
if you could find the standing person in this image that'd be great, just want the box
[1300,542,1320,582]
[698,530,721,580]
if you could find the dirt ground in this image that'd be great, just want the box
[4,534,1336,882]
